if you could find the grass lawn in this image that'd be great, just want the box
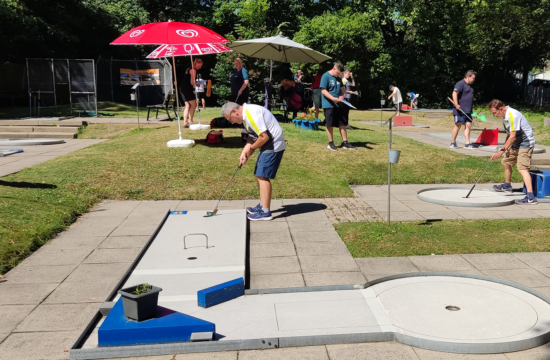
[336,219,550,258]
[0,109,529,274]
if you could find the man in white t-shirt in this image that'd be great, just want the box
[488,99,537,205]
[195,75,207,110]
[388,85,403,115]
[221,102,287,220]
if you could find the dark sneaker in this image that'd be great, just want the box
[341,141,357,150]
[464,144,475,150]
[515,196,538,205]
[246,203,262,214]
[346,125,352,130]
[493,183,513,193]
[449,142,458,148]
[327,142,338,151]
[247,209,273,221]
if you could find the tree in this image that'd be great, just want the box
[468,0,550,98]
[294,7,389,108]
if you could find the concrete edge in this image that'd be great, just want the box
[278,332,394,348]
[417,187,516,207]
[396,332,550,354]
[245,284,365,295]
[69,338,279,360]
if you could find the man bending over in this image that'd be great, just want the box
[489,99,537,205]
[222,102,287,220]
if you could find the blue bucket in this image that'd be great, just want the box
[292,119,321,131]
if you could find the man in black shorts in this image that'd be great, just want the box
[320,62,356,151]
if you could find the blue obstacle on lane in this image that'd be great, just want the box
[198,277,245,308]
[99,299,215,347]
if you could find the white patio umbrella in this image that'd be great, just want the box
[228,34,331,80]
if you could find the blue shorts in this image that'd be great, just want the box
[454,114,472,124]
[255,151,284,179]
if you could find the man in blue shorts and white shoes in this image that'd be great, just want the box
[488,99,538,205]
[221,102,286,220]
[321,62,356,151]
[451,70,476,149]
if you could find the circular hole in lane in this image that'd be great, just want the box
[446,305,460,311]
[187,257,197,260]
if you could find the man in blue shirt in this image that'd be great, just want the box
[321,63,356,151]
[450,70,476,149]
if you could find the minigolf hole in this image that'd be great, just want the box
[446,305,461,311]
[187,257,197,260]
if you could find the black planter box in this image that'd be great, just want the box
[118,284,162,322]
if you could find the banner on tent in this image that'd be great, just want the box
[120,69,160,85]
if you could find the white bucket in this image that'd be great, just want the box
[389,149,401,163]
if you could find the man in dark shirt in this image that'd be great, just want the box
[450,70,476,149]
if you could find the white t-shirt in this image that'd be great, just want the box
[195,79,206,93]
[391,87,403,104]
[502,106,535,149]
[242,103,286,153]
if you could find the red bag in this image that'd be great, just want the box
[206,130,224,144]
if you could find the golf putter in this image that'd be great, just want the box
[447,97,479,127]
[464,157,493,198]
[206,164,242,217]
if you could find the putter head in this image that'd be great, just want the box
[205,209,218,217]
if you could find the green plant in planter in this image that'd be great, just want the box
[133,283,152,295]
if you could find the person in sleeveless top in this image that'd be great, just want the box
[180,58,203,127]
[231,58,249,105]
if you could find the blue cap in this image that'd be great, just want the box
[389,85,394,90]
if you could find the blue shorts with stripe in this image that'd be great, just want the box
[254,151,284,179]
[454,114,472,124]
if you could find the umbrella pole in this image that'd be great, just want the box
[190,55,201,124]
[172,54,182,140]
[270,60,273,81]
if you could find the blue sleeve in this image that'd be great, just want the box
[320,73,328,89]
[242,68,249,80]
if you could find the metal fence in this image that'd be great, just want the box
[525,79,550,107]
[96,58,172,109]
[26,58,97,115]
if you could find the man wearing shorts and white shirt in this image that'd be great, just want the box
[321,62,356,151]
[450,70,476,149]
[388,85,402,115]
[195,75,207,110]
[222,102,287,220]
[489,99,538,205]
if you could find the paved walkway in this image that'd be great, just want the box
[1,199,550,359]
[0,139,105,177]
[394,131,550,162]
[352,183,550,222]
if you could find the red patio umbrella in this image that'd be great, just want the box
[111,21,230,147]
[146,43,232,58]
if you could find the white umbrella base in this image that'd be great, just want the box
[189,124,211,131]
[167,139,195,148]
